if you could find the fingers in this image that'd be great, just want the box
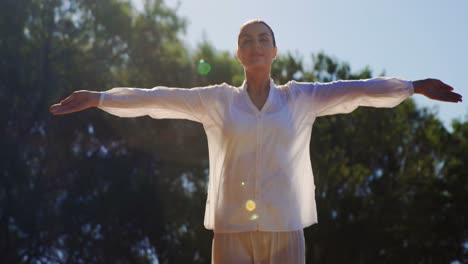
[427,79,462,102]
[436,91,463,103]
[438,81,462,102]
[49,102,74,115]
[438,80,454,91]
[49,104,63,115]
[50,94,74,115]
[49,99,85,115]
[60,94,75,105]
[452,92,463,102]
[50,91,94,115]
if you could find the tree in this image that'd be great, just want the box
[1,0,466,263]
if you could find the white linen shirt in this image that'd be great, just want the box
[98,77,414,233]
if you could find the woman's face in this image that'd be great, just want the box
[237,23,277,71]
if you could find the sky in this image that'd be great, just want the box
[133,0,468,129]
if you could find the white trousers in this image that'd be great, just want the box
[211,230,305,264]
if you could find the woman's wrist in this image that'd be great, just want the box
[90,91,102,107]
[412,80,424,94]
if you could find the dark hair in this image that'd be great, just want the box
[238,19,276,47]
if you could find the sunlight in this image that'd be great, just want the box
[245,200,256,211]
[197,59,212,75]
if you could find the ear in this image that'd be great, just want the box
[236,48,242,63]
[272,47,278,60]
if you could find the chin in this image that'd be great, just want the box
[244,61,271,71]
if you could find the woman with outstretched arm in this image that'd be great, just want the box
[50,19,462,264]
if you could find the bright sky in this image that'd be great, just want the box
[133,0,468,129]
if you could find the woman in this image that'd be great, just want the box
[50,19,462,264]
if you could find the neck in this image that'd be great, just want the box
[244,68,271,95]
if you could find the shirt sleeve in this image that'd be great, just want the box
[97,85,221,123]
[292,77,414,118]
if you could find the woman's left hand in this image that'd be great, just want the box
[413,79,462,103]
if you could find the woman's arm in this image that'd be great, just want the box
[293,77,462,118]
[412,78,462,103]
[50,85,223,123]
[94,86,208,121]
[294,77,414,117]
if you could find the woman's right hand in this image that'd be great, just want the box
[49,90,101,115]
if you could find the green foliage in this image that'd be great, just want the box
[1,0,467,263]
[193,40,244,86]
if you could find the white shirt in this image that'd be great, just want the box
[98,77,414,233]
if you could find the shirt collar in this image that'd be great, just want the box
[240,78,277,113]
[240,78,277,95]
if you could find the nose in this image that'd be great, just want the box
[256,39,261,47]
[254,39,261,48]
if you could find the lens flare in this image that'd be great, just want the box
[197,59,212,75]
[245,200,256,211]
[250,214,259,220]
